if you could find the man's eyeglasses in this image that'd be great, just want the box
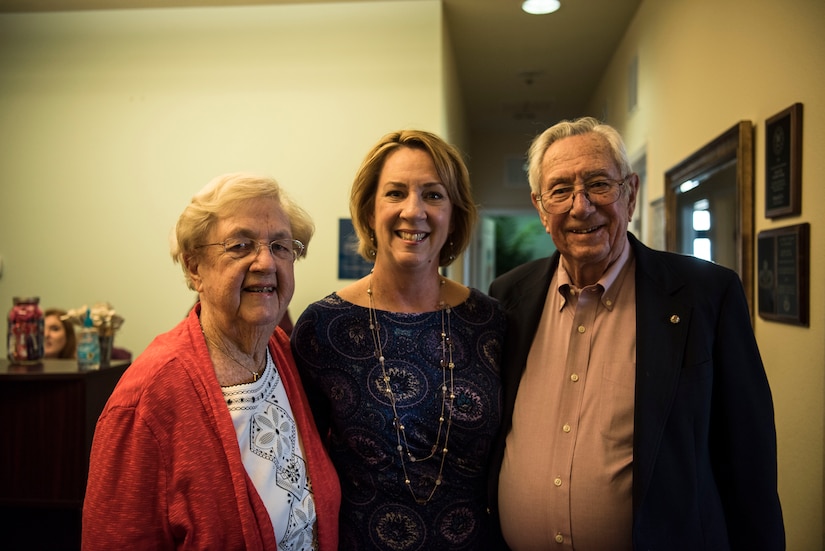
[198,237,305,262]
[537,177,628,214]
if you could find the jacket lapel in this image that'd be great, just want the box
[629,235,692,510]
[496,255,558,424]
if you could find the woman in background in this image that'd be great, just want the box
[292,130,505,549]
[43,308,76,359]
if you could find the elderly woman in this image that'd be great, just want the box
[83,173,340,550]
[292,130,505,549]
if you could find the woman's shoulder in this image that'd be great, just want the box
[466,286,500,304]
[303,291,363,312]
[440,277,470,306]
[104,332,200,414]
[451,287,506,326]
[333,277,371,308]
[293,292,366,343]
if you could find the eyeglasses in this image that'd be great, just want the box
[198,237,305,262]
[537,177,628,214]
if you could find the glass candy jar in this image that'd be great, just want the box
[7,296,44,364]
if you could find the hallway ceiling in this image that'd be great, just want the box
[0,0,641,134]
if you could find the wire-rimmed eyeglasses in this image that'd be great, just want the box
[197,237,305,262]
[537,177,628,214]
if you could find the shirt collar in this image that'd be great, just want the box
[555,236,633,311]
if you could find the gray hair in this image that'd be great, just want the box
[527,116,633,195]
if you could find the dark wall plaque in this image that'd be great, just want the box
[765,103,803,218]
[338,218,373,280]
[757,223,809,326]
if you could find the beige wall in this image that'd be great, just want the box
[0,0,457,357]
[588,0,825,548]
[468,128,536,211]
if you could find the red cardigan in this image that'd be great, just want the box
[82,306,340,550]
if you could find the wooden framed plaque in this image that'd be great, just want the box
[765,103,803,218]
[757,223,809,326]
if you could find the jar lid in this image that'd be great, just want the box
[12,297,40,304]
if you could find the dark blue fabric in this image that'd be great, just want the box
[293,288,505,550]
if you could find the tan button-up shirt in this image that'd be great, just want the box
[499,243,637,551]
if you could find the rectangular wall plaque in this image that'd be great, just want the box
[757,223,809,326]
[765,103,803,218]
[338,218,373,280]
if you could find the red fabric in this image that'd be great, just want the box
[82,306,340,550]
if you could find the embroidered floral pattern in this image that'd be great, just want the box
[225,357,317,550]
[292,289,505,550]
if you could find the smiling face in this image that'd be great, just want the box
[187,197,295,340]
[532,132,638,286]
[370,147,453,274]
[44,314,67,358]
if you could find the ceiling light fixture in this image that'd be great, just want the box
[522,0,561,15]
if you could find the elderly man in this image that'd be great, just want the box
[488,117,784,550]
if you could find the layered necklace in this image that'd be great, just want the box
[200,322,266,382]
[366,275,455,505]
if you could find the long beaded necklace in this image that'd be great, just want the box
[200,323,266,382]
[366,276,455,505]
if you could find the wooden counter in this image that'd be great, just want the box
[0,359,129,550]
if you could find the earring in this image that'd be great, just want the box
[370,231,377,257]
[448,239,455,261]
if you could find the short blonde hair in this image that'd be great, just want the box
[349,130,477,266]
[171,172,314,290]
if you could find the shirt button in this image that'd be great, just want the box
[555,533,564,543]
[570,373,579,382]
[562,423,571,433]
[577,325,586,334]
[554,477,562,487]
[605,298,613,307]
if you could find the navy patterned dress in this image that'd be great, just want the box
[292,288,505,550]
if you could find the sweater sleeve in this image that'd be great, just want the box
[82,404,174,550]
[709,275,785,549]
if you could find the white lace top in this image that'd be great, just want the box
[223,351,317,551]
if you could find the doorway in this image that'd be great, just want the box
[469,210,555,291]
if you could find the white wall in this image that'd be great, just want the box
[0,0,455,357]
[588,0,825,548]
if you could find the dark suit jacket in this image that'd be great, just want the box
[488,233,784,550]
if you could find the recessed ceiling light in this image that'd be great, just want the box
[522,0,561,15]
